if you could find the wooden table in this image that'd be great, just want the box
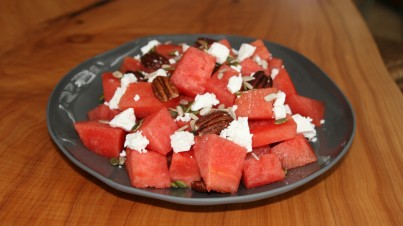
[1,0,402,225]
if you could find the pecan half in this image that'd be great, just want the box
[195,111,233,135]
[151,76,179,102]
[191,180,208,193]
[249,70,273,89]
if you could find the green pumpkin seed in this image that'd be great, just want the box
[109,157,119,166]
[174,180,187,189]
[274,118,288,124]
[170,182,179,188]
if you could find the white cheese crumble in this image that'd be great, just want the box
[291,114,317,141]
[133,94,140,101]
[134,55,141,60]
[182,43,190,52]
[121,73,138,92]
[227,74,243,94]
[109,108,136,131]
[320,119,326,125]
[207,42,230,64]
[124,131,149,153]
[144,68,167,82]
[285,104,292,115]
[237,43,256,62]
[220,117,253,152]
[169,58,176,64]
[141,40,160,54]
[107,87,124,110]
[271,68,280,80]
[191,92,220,111]
[170,131,195,153]
[271,91,288,120]
[175,113,192,122]
[119,150,126,157]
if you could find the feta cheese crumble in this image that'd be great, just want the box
[270,68,280,80]
[291,114,317,141]
[231,64,242,72]
[109,108,136,131]
[124,131,149,153]
[175,113,192,122]
[170,131,195,153]
[141,40,160,54]
[207,42,230,64]
[144,68,167,82]
[133,94,140,101]
[182,43,190,52]
[191,92,220,111]
[107,87,124,110]
[121,73,138,91]
[271,91,288,120]
[227,74,243,94]
[220,117,253,152]
[237,43,256,62]
[253,55,268,69]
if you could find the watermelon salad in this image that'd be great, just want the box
[74,37,325,193]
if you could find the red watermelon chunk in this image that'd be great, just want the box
[125,149,171,188]
[286,94,325,126]
[205,64,238,107]
[242,153,285,189]
[193,134,247,193]
[249,117,297,147]
[102,72,121,102]
[87,104,120,121]
[271,134,317,169]
[74,121,125,158]
[170,47,216,97]
[118,82,165,118]
[169,150,201,186]
[140,107,178,155]
[119,57,144,73]
[155,44,183,59]
[268,57,283,70]
[273,68,297,96]
[235,88,278,119]
[240,58,263,76]
[250,39,271,61]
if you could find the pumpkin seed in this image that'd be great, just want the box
[174,180,187,188]
[109,157,119,166]
[170,182,179,188]
[274,117,288,124]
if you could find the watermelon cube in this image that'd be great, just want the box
[193,134,247,193]
[125,149,171,188]
[271,134,317,169]
[169,150,201,186]
[286,94,325,126]
[118,82,165,118]
[205,64,238,107]
[119,56,144,73]
[74,121,125,158]
[87,104,121,121]
[170,47,216,97]
[240,58,263,76]
[155,44,183,59]
[242,153,285,189]
[235,88,278,119]
[140,107,178,155]
[249,117,297,147]
[273,68,297,96]
[250,39,271,61]
[102,72,121,102]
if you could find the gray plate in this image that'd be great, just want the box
[47,34,355,205]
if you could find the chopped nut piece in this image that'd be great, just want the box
[249,70,273,89]
[191,180,208,193]
[195,111,233,136]
[151,76,179,102]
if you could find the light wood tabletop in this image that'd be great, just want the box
[0,0,402,225]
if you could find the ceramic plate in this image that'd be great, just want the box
[47,34,355,205]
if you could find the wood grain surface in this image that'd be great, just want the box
[0,0,402,225]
